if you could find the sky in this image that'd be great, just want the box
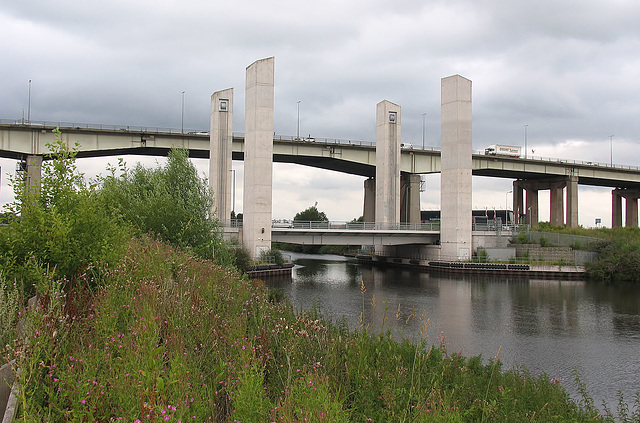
[2,0,640,227]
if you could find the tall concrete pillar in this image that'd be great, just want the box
[612,189,623,228]
[25,155,43,198]
[375,100,401,226]
[440,75,472,260]
[209,88,233,222]
[363,177,376,223]
[400,174,421,224]
[243,57,274,258]
[526,188,539,227]
[549,181,565,226]
[566,175,579,228]
[513,180,524,224]
[626,197,639,227]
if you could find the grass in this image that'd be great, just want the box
[3,235,638,422]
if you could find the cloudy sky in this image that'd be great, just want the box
[2,0,640,227]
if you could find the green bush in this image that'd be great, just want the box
[0,129,130,292]
[260,248,285,266]
[99,148,233,265]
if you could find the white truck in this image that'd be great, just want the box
[484,144,521,157]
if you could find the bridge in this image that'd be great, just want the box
[2,60,640,260]
[3,119,639,185]
[3,118,640,231]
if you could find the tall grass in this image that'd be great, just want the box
[6,235,630,421]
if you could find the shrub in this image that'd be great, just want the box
[99,148,233,265]
[260,248,285,266]
[1,129,130,292]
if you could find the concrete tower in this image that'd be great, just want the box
[209,88,233,222]
[243,57,275,258]
[375,100,401,226]
[440,75,472,260]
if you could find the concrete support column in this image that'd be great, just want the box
[513,180,524,224]
[25,155,43,197]
[626,197,639,227]
[549,182,564,226]
[612,189,623,228]
[566,175,579,228]
[209,88,233,222]
[375,100,401,226]
[526,188,539,227]
[400,174,421,224]
[363,177,376,223]
[243,57,274,258]
[440,75,472,260]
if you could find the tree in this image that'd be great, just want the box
[293,202,328,222]
[0,129,130,292]
[99,148,232,263]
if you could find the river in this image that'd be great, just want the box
[265,252,640,411]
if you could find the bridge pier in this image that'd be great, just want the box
[612,188,640,227]
[400,173,421,224]
[209,88,233,222]
[514,177,578,227]
[242,57,275,258]
[363,177,376,223]
[25,155,43,198]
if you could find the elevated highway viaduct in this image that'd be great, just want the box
[2,120,640,228]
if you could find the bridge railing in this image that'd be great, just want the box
[219,219,440,231]
[473,149,640,171]
[5,119,637,169]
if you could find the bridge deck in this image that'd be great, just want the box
[2,121,640,188]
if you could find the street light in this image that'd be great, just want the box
[296,100,301,140]
[27,79,32,124]
[609,135,614,166]
[230,169,236,217]
[524,125,528,159]
[506,190,512,224]
[181,91,185,134]
[422,113,426,149]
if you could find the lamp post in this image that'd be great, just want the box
[230,169,236,217]
[524,125,528,159]
[181,91,185,134]
[506,190,512,224]
[296,100,301,140]
[27,79,32,124]
[609,135,614,166]
[422,113,426,149]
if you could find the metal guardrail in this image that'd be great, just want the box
[221,219,528,233]
[4,119,636,170]
[220,219,441,231]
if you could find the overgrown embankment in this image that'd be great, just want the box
[527,223,640,284]
[4,236,605,422]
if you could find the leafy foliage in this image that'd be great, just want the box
[100,148,230,263]
[293,202,328,222]
[10,237,604,422]
[0,129,130,292]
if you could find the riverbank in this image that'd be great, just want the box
[356,254,585,279]
[3,237,611,422]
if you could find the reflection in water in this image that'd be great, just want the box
[264,252,640,410]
